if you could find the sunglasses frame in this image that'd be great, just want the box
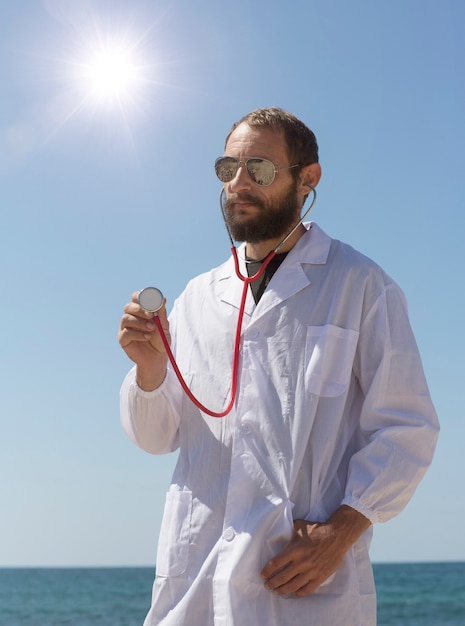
[215,156,301,187]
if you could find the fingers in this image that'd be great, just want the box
[261,521,318,577]
[261,551,309,596]
[118,292,170,391]
[118,307,156,347]
[261,520,323,597]
[262,560,320,597]
[267,571,315,597]
[118,293,170,358]
[261,542,303,596]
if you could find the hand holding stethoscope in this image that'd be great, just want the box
[118,290,172,392]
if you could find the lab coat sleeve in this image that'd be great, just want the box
[342,282,439,524]
[120,366,182,454]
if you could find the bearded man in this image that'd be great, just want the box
[118,107,439,626]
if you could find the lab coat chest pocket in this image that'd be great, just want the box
[156,491,192,577]
[305,325,359,397]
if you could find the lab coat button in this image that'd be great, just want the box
[223,527,235,542]
[241,423,252,435]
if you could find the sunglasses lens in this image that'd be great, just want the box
[215,157,276,185]
[215,157,238,183]
[246,158,275,185]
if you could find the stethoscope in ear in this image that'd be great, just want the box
[220,182,317,282]
[138,184,317,418]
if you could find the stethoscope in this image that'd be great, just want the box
[138,184,317,418]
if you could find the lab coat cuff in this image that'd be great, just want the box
[128,367,173,398]
[340,496,380,525]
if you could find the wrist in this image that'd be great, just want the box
[327,505,371,548]
[136,362,167,391]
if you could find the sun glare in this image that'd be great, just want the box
[39,13,169,139]
[77,39,145,107]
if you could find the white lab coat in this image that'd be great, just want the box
[121,222,439,626]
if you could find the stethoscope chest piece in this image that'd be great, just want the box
[138,287,164,313]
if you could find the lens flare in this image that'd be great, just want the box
[74,37,148,110]
[78,40,145,106]
[21,8,179,150]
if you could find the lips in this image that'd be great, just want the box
[231,201,253,212]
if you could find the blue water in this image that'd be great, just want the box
[0,568,152,626]
[0,563,463,625]
[373,562,465,625]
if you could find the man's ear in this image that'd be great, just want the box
[300,162,322,192]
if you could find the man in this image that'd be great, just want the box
[118,108,439,625]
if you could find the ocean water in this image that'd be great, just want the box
[373,562,465,625]
[0,562,463,625]
[0,568,152,626]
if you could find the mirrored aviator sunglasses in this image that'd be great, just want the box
[214,156,300,187]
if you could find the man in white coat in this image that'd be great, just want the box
[118,108,439,625]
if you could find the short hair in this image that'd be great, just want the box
[224,107,319,168]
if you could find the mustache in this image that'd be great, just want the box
[224,192,263,211]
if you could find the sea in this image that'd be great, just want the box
[0,562,463,625]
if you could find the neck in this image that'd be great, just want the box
[245,223,306,261]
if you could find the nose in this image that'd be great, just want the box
[227,162,252,193]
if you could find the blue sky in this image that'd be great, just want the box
[1,0,463,567]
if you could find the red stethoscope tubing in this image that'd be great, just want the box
[152,247,276,418]
[151,185,316,418]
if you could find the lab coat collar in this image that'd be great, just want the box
[216,222,332,317]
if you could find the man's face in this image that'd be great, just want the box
[222,124,301,244]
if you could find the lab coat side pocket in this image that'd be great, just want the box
[156,490,192,577]
[305,325,359,397]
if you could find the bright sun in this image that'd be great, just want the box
[74,37,148,109]
[44,17,164,134]
[84,45,140,102]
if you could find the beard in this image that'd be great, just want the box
[223,180,301,244]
